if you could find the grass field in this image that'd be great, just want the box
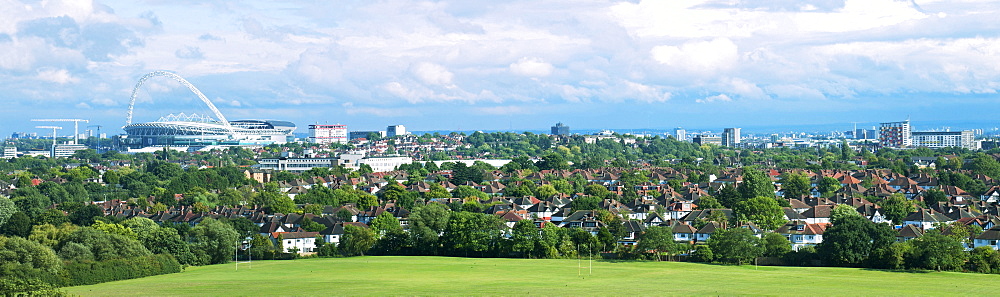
[66,256,999,296]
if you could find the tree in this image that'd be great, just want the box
[696,196,723,210]
[424,184,451,199]
[0,197,15,227]
[830,204,862,223]
[905,231,968,271]
[535,185,558,199]
[817,177,841,197]
[879,193,915,225]
[59,227,151,261]
[968,246,1000,273]
[707,228,763,265]
[635,226,676,259]
[1,212,32,238]
[922,189,948,206]
[0,235,63,275]
[440,212,505,257]
[536,153,569,171]
[452,185,489,200]
[68,204,104,226]
[340,225,376,256]
[690,244,715,262]
[28,223,77,248]
[817,215,895,267]
[510,220,539,257]
[761,232,791,257]
[780,173,811,199]
[738,167,775,201]
[969,154,1000,178]
[408,204,451,255]
[715,184,741,208]
[188,218,239,265]
[732,196,786,230]
[369,212,403,235]
[299,217,326,232]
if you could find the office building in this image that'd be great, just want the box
[722,128,741,147]
[551,122,570,136]
[2,147,16,159]
[693,135,722,146]
[308,124,348,144]
[52,143,87,158]
[911,131,975,149]
[674,128,687,141]
[879,120,911,147]
[348,131,385,140]
[387,125,406,138]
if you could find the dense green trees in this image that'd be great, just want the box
[780,173,811,199]
[733,196,786,230]
[817,215,895,267]
[340,225,376,256]
[635,226,677,259]
[188,218,239,265]
[707,228,763,265]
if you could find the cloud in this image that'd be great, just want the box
[35,68,79,84]
[651,38,739,75]
[411,62,454,86]
[696,94,733,103]
[174,46,204,59]
[510,57,554,77]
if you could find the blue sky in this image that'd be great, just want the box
[1,0,999,136]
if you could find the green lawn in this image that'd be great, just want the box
[66,256,998,296]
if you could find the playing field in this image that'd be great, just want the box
[66,256,998,296]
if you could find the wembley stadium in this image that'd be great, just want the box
[115,71,297,149]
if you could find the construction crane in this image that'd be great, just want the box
[88,125,103,153]
[36,126,62,158]
[32,119,88,144]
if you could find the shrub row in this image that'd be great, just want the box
[63,254,182,286]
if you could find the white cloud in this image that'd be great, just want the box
[651,38,739,75]
[510,57,554,77]
[696,94,733,103]
[35,68,79,84]
[411,62,454,86]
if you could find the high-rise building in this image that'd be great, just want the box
[387,125,406,138]
[911,131,975,149]
[879,120,911,147]
[855,128,877,140]
[722,128,741,147]
[308,124,348,144]
[551,122,570,136]
[674,127,687,141]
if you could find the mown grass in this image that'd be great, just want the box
[66,256,999,296]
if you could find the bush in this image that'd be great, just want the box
[64,254,181,286]
[689,245,714,263]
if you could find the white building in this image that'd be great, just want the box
[879,120,912,147]
[386,125,406,138]
[257,157,337,172]
[272,232,319,254]
[673,127,687,141]
[2,147,16,159]
[308,124,348,144]
[53,143,87,158]
[722,128,741,147]
[358,156,413,172]
[911,131,975,149]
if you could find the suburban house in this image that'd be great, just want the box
[271,231,320,254]
[776,221,828,251]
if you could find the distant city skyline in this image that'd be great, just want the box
[1,0,999,135]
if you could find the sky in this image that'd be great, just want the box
[1,0,1000,136]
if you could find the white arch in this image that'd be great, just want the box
[126,71,232,131]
